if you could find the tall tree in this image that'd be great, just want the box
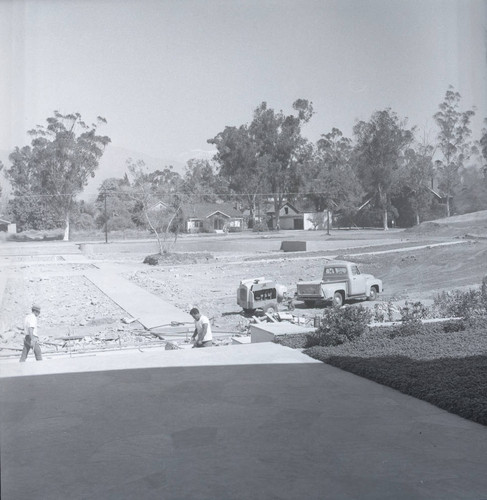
[249,100,314,228]
[353,109,415,230]
[433,86,475,217]
[400,141,435,225]
[208,125,263,223]
[304,128,362,218]
[481,119,487,178]
[455,165,487,213]
[181,158,223,203]
[96,175,136,232]
[7,111,110,239]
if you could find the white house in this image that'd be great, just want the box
[0,218,16,234]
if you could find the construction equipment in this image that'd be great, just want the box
[237,277,287,315]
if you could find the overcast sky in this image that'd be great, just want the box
[2,0,487,163]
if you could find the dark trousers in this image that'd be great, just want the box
[19,335,43,362]
[193,340,213,348]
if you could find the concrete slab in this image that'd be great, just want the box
[0,343,318,378]
[84,266,193,329]
[0,343,486,500]
[250,322,315,343]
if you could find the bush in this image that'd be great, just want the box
[433,287,487,319]
[252,221,269,232]
[482,275,487,310]
[373,301,398,322]
[72,213,96,231]
[306,305,372,347]
[7,228,64,241]
[399,301,429,321]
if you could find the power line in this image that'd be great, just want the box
[7,190,348,199]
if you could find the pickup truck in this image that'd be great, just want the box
[296,260,383,307]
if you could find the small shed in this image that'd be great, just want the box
[0,218,16,234]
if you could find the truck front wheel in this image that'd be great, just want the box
[368,287,378,301]
[332,292,344,307]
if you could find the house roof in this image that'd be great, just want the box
[181,202,243,219]
[266,201,303,215]
[0,218,12,224]
[147,201,169,212]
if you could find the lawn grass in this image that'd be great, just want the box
[302,326,487,426]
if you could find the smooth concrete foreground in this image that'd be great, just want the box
[1,344,487,500]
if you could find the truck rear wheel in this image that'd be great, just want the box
[333,292,344,307]
[368,287,378,301]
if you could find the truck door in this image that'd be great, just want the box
[349,265,366,295]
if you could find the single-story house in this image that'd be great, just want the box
[0,218,17,234]
[181,203,245,233]
[266,202,332,230]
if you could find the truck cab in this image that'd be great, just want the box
[296,260,383,307]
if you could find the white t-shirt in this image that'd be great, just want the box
[24,313,38,338]
[194,315,212,342]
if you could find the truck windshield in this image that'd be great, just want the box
[323,267,347,277]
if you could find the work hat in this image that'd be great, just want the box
[32,304,41,313]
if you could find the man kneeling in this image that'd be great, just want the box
[190,307,213,348]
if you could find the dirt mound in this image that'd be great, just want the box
[405,210,487,238]
[143,251,214,265]
[7,229,64,242]
[405,221,445,235]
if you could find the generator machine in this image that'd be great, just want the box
[237,277,287,315]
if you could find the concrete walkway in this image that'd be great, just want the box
[85,263,193,329]
[1,343,486,500]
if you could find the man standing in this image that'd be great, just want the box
[19,304,42,362]
[190,307,213,348]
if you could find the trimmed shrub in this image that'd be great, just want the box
[306,305,372,347]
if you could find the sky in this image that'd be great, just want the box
[2,0,487,169]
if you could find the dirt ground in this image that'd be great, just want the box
[1,211,486,358]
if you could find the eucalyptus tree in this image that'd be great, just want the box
[7,111,110,239]
[400,143,435,225]
[181,158,223,203]
[433,86,476,217]
[96,175,135,231]
[353,109,415,230]
[481,119,487,174]
[208,124,263,223]
[248,99,314,228]
[304,128,362,226]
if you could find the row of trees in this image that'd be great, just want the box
[2,87,487,241]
